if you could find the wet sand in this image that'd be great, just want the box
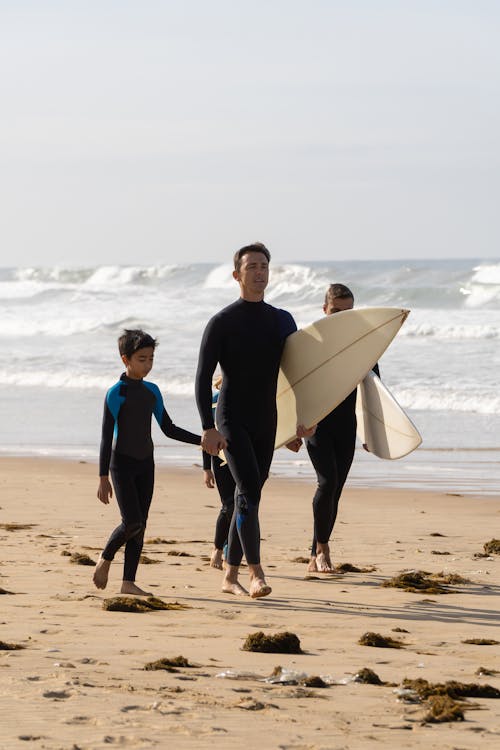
[1,457,499,749]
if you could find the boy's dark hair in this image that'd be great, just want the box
[118,329,158,359]
[324,283,354,306]
[233,242,271,272]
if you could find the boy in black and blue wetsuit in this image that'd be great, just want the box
[93,329,201,596]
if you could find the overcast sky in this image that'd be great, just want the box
[1,0,499,266]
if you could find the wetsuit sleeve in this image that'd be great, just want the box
[202,451,212,470]
[158,407,201,445]
[195,316,222,430]
[99,399,115,476]
[278,309,297,339]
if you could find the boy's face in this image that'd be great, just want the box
[122,346,155,380]
[323,297,354,316]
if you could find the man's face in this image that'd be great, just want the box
[323,296,354,316]
[233,251,269,298]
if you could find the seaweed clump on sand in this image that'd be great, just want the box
[382,571,448,594]
[144,656,193,672]
[462,638,499,646]
[358,632,405,649]
[476,666,499,676]
[0,523,37,531]
[402,678,500,700]
[354,668,384,685]
[102,596,189,613]
[423,695,465,723]
[483,539,500,555]
[0,640,25,650]
[242,631,302,654]
[333,562,376,573]
[0,587,15,595]
[68,552,96,566]
[139,555,161,565]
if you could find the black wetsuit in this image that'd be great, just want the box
[99,373,200,581]
[196,298,296,566]
[307,364,380,556]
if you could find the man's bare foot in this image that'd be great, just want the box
[121,581,152,596]
[93,556,111,589]
[221,564,248,596]
[210,548,224,570]
[249,578,272,598]
[307,557,319,573]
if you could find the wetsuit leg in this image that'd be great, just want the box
[307,428,356,556]
[102,454,154,581]
[212,455,236,550]
[223,424,275,566]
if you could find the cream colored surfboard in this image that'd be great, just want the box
[356,370,422,459]
[275,307,410,448]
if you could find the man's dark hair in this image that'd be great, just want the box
[233,242,271,272]
[324,283,354,306]
[118,329,158,359]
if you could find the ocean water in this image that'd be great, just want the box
[1,258,499,496]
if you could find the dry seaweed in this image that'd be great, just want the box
[300,675,328,688]
[145,538,178,544]
[0,640,25,650]
[431,550,450,555]
[166,550,193,557]
[242,631,302,654]
[358,632,405,649]
[139,555,161,564]
[69,552,96,566]
[0,523,37,531]
[392,627,409,633]
[333,562,376,573]
[382,571,450,594]
[354,667,383,685]
[423,695,465,723]
[102,596,189,613]
[462,638,499,646]
[433,572,470,585]
[144,655,193,671]
[483,539,500,555]
[291,556,310,564]
[402,678,500,699]
[476,666,499,676]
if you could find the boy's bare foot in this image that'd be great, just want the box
[93,556,111,589]
[121,581,152,596]
[210,548,224,570]
[316,544,334,573]
[221,564,248,596]
[307,557,319,573]
[249,578,272,598]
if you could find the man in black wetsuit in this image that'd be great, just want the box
[306,284,378,573]
[196,243,312,598]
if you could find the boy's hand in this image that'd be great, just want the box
[97,476,113,504]
[203,469,215,488]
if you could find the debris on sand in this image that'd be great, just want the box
[483,539,500,555]
[423,695,465,723]
[166,550,193,557]
[242,631,302,654]
[333,562,377,573]
[382,569,470,594]
[144,656,194,671]
[0,523,37,531]
[353,667,384,685]
[402,678,500,700]
[462,638,499,646]
[0,640,25,650]
[358,632,405,649]
[68,552,96,566]
[0,587,15,595]
[476,666,499,676]
[139,555,161,564]
[145,538,178,544]
[291,556,310,564]
[102,596,190,613]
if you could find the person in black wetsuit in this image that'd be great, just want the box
[201,377,236,569]
[306,284,378,573]
[196,243,313,598]
[93,329,201,595]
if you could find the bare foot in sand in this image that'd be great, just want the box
[210,548,224,570]
[121,581,152,596]
[249,563,272,598]
[222,564,249,596]
[93,556,111,589]
[307,557,319,573]
[316,543,334,573]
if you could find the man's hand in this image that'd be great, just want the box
[286,437,303,453]
[201,427,227,456]
[296,423,317,439]
[203,469,215,488]
[97,476,113,504]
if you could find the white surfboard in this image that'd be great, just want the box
[356,370,422,459]
[275,307,410,448]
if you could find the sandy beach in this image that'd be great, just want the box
[1,457,499,749]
